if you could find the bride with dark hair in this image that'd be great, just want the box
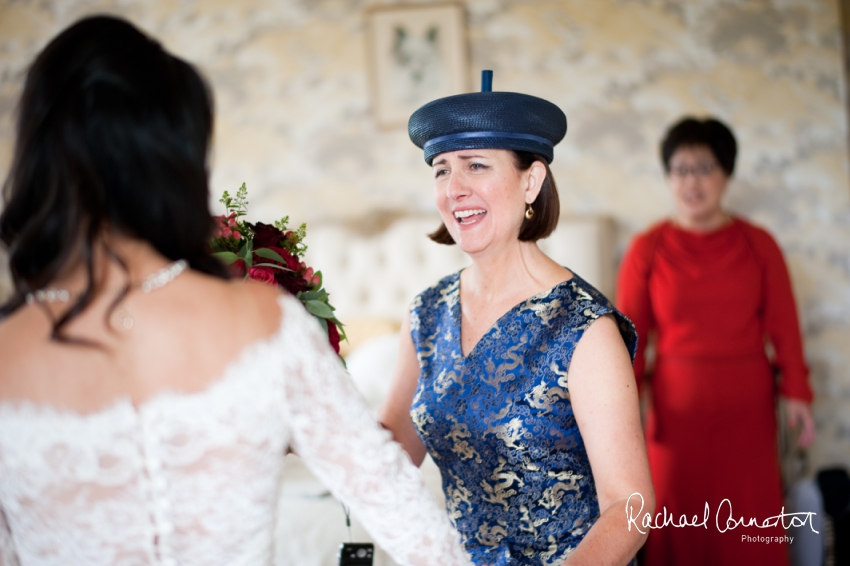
[0,15,471,566]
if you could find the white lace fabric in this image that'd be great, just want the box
[0,294,471,566]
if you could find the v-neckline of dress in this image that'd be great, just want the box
[453,272,576,360]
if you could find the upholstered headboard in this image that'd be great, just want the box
[304,215,616,325]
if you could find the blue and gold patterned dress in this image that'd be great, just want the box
[410,271,637,566]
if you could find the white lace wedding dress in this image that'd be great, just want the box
[0,294,471,566]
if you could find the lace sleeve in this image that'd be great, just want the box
[277,296,472,566]
[0,504,19,566]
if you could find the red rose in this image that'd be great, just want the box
[255,246,310,295]
[248,266,276,285]
[267,246,301,272]
[253,222,285,249]
[277,273,311,295]
[327,320,341,354]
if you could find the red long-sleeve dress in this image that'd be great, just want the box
[617,217,812,566]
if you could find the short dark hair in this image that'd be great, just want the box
[0,15,228,331]
[428,150,560,245]
[660,117,737,176]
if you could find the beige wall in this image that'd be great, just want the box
[1,0,849,471]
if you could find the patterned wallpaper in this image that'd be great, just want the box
[0,0,848,471]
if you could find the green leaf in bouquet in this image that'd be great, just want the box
[237,239,253,267]
[233,183,249,217]
[297,289,328,302]
[313,270,323,289]
[310,292,334,311]
[212,251,239,265]
[236,220,254,240]
[315,316,328,332]
[304,299,334,319]
[253,262,295,271]
[254,248,288,264]
[219,183,250,219]
[291,223,308,256]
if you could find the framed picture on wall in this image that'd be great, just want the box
[366,2,468,129]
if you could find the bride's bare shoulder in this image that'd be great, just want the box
[189,274,285,338]
[0,302,47,379]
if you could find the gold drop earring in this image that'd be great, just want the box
[525,203,535,220]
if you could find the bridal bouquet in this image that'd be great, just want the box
[209,183,345,354]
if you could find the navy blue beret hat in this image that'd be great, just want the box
[408,70,567,165]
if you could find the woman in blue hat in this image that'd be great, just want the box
[379,72,655,565]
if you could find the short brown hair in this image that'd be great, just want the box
[428,151,560,245]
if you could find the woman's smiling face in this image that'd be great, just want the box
[431,149,542,257]
[666,145,729,227]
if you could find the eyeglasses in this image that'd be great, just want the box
[669,163,717,178]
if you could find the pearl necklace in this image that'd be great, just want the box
[25,260,188,329]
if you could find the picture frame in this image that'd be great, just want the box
[366,2,468,129]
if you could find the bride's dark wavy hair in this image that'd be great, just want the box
[0,15,229,335]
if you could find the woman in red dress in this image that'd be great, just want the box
[617,117,816,565]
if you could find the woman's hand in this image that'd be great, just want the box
[783,397,816,448]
